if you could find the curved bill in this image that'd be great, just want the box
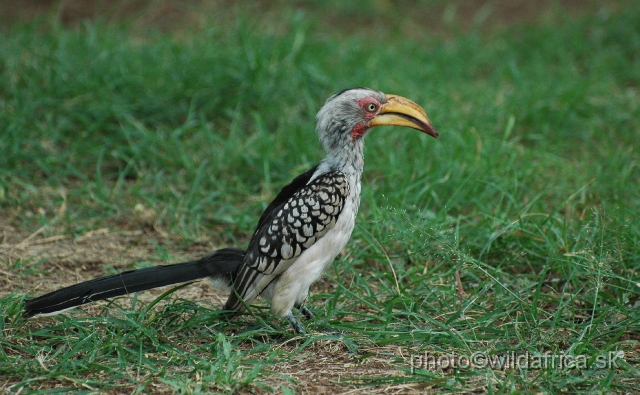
[370,94,438,138]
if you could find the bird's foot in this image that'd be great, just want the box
[286,313,308,335]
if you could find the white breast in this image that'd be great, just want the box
[265,171,361,317]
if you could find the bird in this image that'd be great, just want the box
[23,87,438,334]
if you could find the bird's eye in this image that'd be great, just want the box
[366,103,378,112]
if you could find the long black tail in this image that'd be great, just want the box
[24,247,246,317]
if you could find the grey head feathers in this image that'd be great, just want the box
[315,88,386,153]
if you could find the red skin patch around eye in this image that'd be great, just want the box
[351,97,381,140]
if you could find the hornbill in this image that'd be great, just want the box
[24,88,438,334]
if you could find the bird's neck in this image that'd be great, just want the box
[311,134,365,224]
[325,139,365,179]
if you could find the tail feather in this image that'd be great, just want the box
[24,247,245,317]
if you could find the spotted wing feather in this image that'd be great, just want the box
[224,171,349,311]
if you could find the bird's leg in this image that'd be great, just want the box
[295,304,342,336]
[286,313,308,335]
[298,305,315,320]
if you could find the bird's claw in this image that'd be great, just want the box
[286,313,308,335]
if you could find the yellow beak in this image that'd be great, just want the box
[369,94,438,138]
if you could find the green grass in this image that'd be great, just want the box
[1,2,639,393]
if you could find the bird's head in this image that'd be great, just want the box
[316,87,438,153]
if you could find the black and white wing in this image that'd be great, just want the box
[223,168,349,311]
